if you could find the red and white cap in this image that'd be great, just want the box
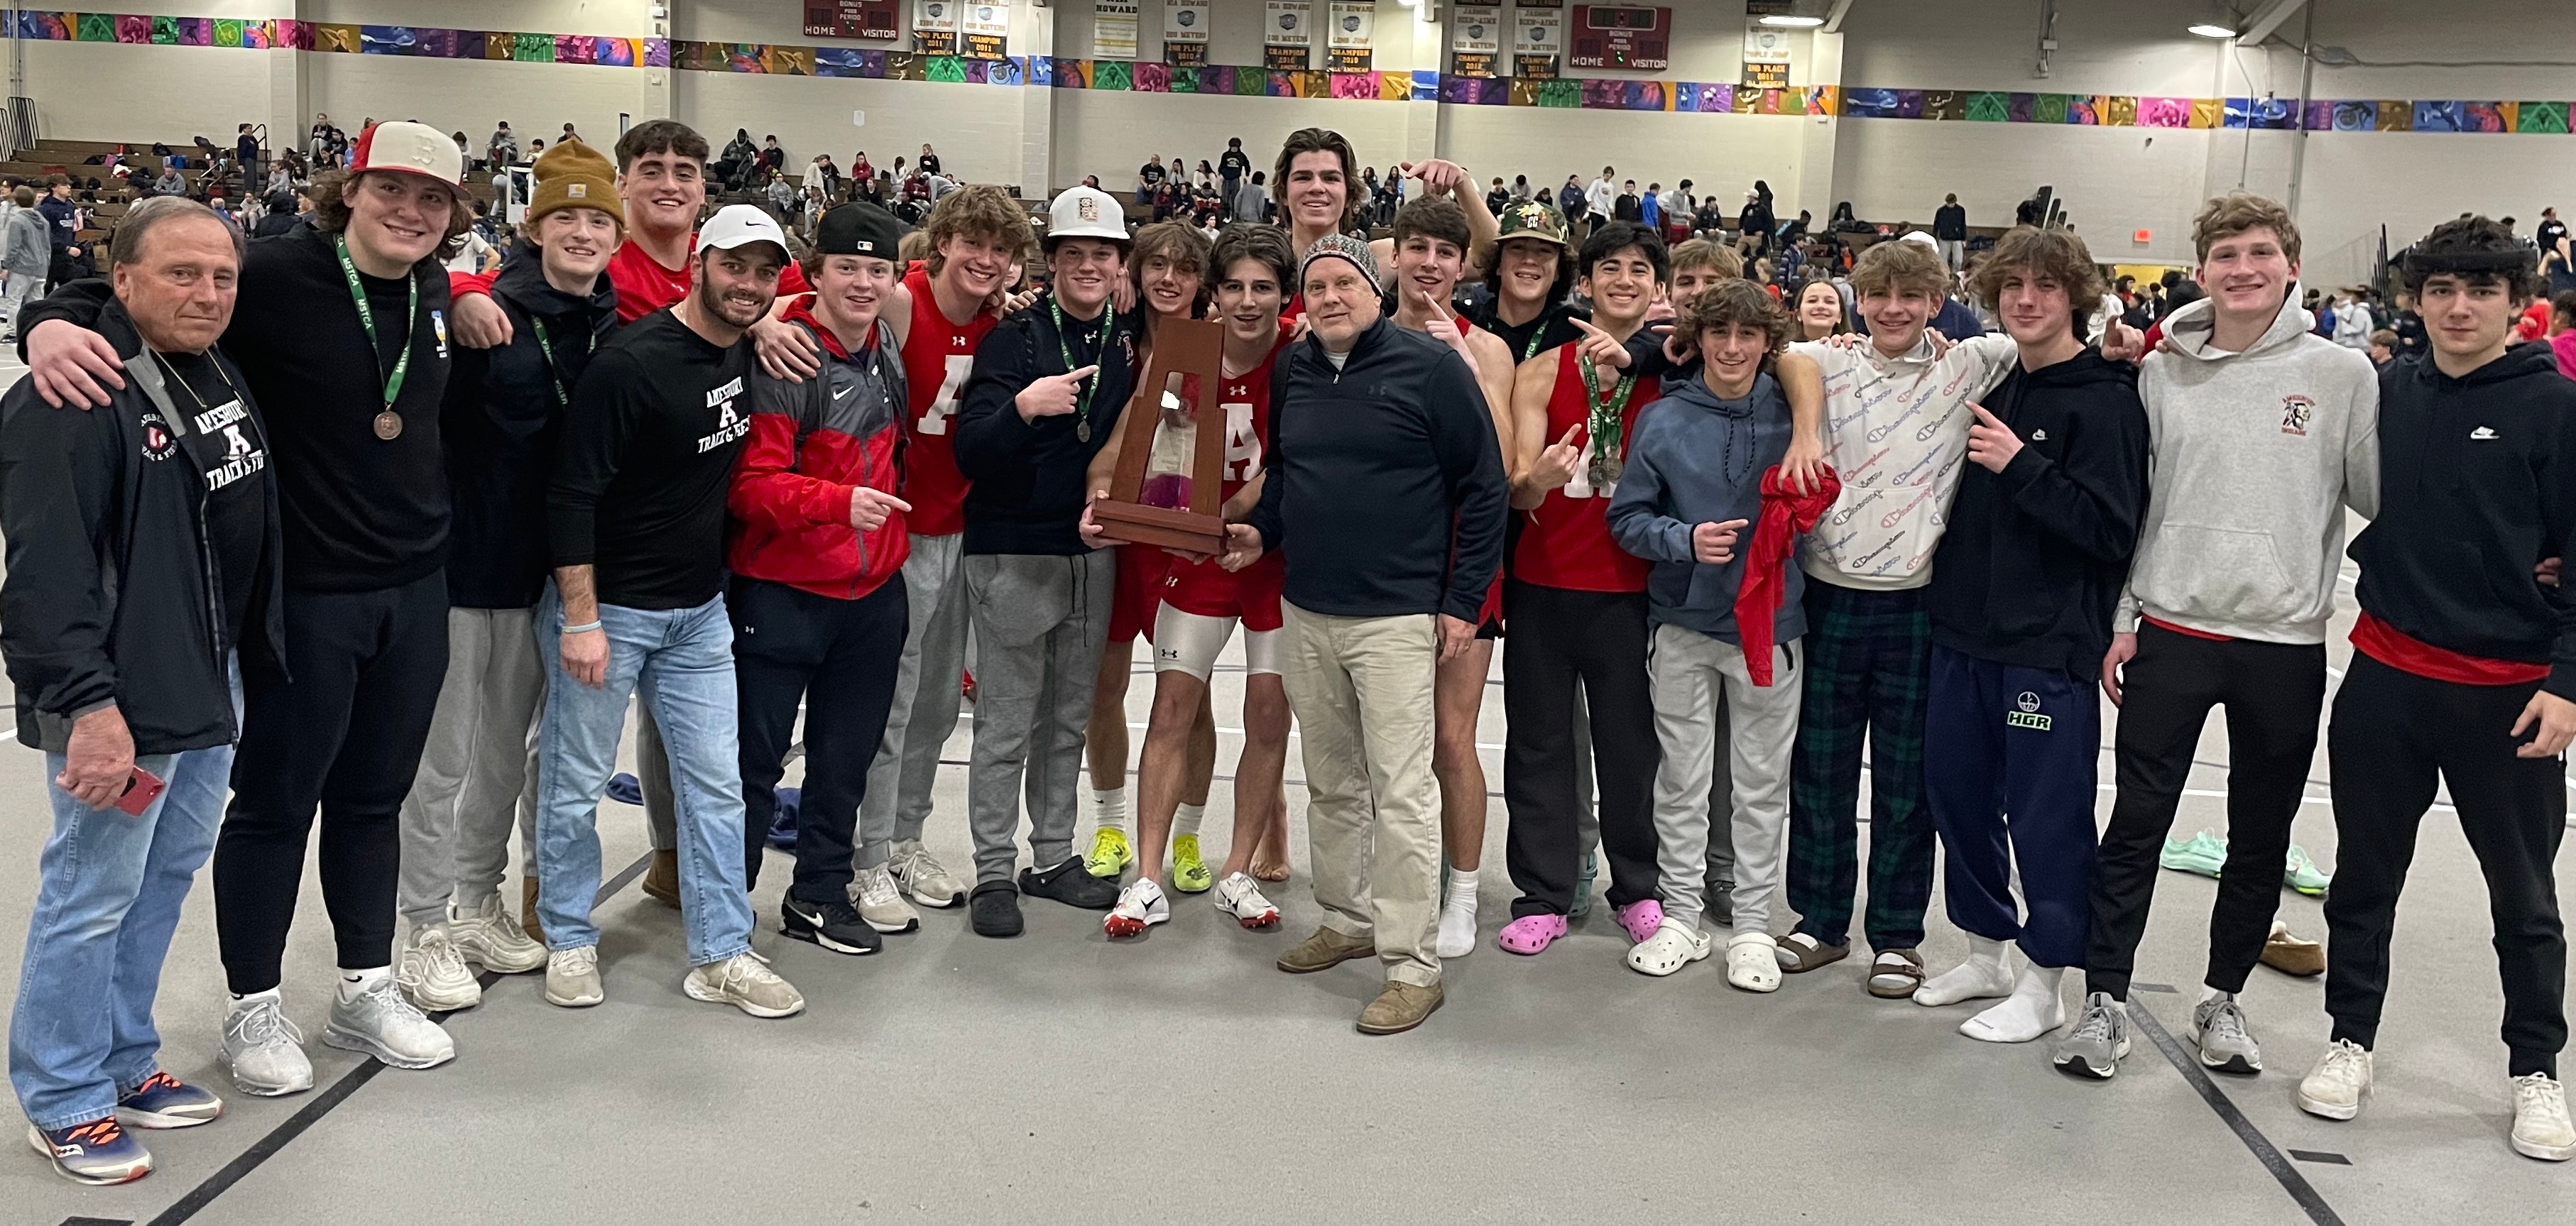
[350,120,464,187]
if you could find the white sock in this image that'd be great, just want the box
[1960,965,2069,1044]
[1091,787,1128,835]
[337,966,391,1003]
[1173,802,1206,838]
[1444,869,1479,914]
[229,987,282,1013]
[1916,936,2015,1007]
[1436,869,1480,958]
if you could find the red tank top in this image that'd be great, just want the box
[1515,343,1657,593]
[898,265,996,537]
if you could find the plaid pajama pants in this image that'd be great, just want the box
[1785,578,1937,952]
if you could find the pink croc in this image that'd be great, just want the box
[1496,914,1568,955]
[1615,899,1665,945]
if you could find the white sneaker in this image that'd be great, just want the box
[545,946,604,1008]
[1213,872,1280,929]
[1625,919,1713,977]
[2298,1039,2374,1121]
[2511,1073,2575,1161]
[889,840,967,908]
[1725,931,1782,993]
[1436,889,1478,960]
[851,864,921,934]
[450,892,547,973]
[1105,878,1170,938]
[219,992,312,1098]
[395,924,481,1012]
[684,952,805,1019]
[323,976,456,1070]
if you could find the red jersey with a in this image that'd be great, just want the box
[898,265,994,537]
[1163,345,1288,629]
[1515,343,1658,592]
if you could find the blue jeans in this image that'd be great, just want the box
[533,586,753,966]
[11,657,238,1129]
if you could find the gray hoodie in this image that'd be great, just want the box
[1605,371,1799,644]
[1,207,48,279]
[2122,292,2379,643]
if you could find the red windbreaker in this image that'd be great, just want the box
[724,300,910,600]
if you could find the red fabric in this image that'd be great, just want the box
[2142,615,2230,642]
[2142,318,2166,351]
[724,300,909,601]
[1110,545,1169,643]
[2552,329,2576,381]
[452,238,810,325]
[2516,300,2552,344]
[1157,346,1288,631]
[2351,611,2550,686]
[1736,464,1843,686]
[1514,343,1657,592]
[896,265,997,536]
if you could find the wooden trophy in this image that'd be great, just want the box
[1090,316,1230,556]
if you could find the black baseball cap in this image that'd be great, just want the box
[816,202,904,261]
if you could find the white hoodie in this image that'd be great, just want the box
[1792,332,2019,591]
[2122,294,2380,643]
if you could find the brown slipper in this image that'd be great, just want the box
[1776,932,1850,973]
[2260,920,2324,977]
[1867,948,1927,998]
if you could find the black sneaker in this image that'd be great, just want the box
[782,896,882,955]
[1021,856,1120,909]
[970,880,1024,938]
[1705,877,1736,928]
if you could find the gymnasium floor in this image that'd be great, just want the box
[0,362,2563,1226]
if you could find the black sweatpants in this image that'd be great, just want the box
[2325,653,2567,1078]
[2085,625,2325,1001]
[733,575,909,906]
[1502,580,1662,919]
[213,571,450,994]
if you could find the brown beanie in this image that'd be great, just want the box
[526,139,623,229]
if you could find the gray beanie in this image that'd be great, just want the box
[1299,232,1378,288]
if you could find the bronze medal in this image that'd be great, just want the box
[1589,453,1623,489]
[1076,419,1092,444]
[373,410,403,441]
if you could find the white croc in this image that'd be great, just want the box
[1726,931,1782,993]
[1625,919,1713,977]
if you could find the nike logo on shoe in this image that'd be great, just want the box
[2470,426,2499,439]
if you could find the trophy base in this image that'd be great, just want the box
[1091,501,1227,557]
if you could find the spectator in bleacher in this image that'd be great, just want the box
[0,186,48,343]
[452,132,472,170]
[252,190,302,239]
[1235,170,1269,225]
[488,121,518,170]
[151,165,187,199]
[560,123,579,146]
[917,143,940,176]
[39,177,80,292]
[309,114,331,161]
[237,124,261,187]
[760,136,786,185]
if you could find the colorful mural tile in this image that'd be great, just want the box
[1963,91,2007,121]
[2136,97,2189,127]
[1922,92,1964,121]
[1133,60,1169,92]
[2521,100,2572,133]
[1093,58,1133,89]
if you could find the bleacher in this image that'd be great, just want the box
[0,136,520,245]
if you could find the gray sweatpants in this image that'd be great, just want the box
[397,606,545,927]
[963,549,1113,883]
[1574,686,1735,881]
[861,531,972,868]
[1647,624,1800,933]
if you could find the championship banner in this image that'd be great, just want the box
[1741,18,1790,89]
[1568,5,1668,72]
[1163,1,1211,66]
[804,0,899,40]
[912,0,956,55]
[1326,1,1372,73]
[1094,0,1137,59]
[1451,5,1500,78]
[1515,3,1561,80]
[1264,1,1311,72]
[961,0,1009,59]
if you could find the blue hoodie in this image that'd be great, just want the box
[1606,370,1801,645]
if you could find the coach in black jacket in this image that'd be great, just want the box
[1230,234,1505,1036]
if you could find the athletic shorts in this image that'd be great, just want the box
[1109,544,1171,644]
[1476,571,1505,640]
[1152,605,1282,682]
[1162,552,1284,633]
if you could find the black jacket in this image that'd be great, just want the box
[1933,203,1968,241]
[1926,348,2150,677]
[952,293,1141,555]
[1246,318,1507,623]
[1,300,286,755]
[2351,343,2576,700]
[441,247,618,608]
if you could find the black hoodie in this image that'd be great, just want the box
[951,292,1142,556]
[441,246,618,608]
[2350,342,2576,699]
[1926,347,2151,677]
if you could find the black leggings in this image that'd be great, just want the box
[733,575,909,905]
[214,571,449,994]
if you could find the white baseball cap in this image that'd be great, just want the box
[1046,185,1129,244]
[1899,230,1940,250]
[699,204,790,260]
[350,120,463,187]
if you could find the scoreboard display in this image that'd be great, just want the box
[1568,5,1669,71]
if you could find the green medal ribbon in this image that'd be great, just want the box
[1578,352,1637,473]
[1050,294,1115,436]
[332,234,418,411]
[529,315,589,410]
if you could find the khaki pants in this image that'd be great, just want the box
[1281,602,1442,987]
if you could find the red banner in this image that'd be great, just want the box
[1568,5,1668,72]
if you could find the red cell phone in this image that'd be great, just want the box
[115,767,167,816]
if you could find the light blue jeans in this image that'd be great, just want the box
[533,586,754,966]
[10,657,238,1130]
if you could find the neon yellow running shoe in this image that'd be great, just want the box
[1170,834,1213,894]
[1084,828,1133,879]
